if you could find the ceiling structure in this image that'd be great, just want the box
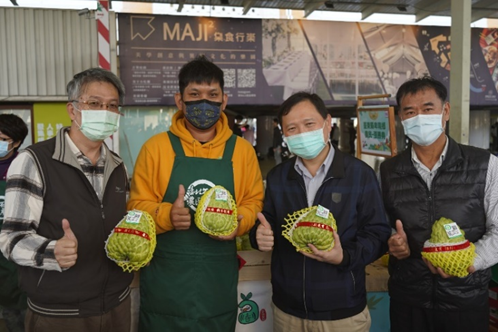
[107,0,498,23]
[9,0,497,117]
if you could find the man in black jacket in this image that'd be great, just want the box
[380,76,498,332]
[250,92,390,332]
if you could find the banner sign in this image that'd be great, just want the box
[118,14,498,107]
[118,14,278,106]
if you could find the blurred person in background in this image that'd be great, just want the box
[0,114,28,332]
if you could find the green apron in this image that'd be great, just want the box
[139,132,238,332]
[0,179,27,309]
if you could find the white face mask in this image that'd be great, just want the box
[75,109,120,142]
[283,122,327,160]
[401,113,444,146]
[0,140,13,158]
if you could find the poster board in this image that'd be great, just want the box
[356,94,397,158]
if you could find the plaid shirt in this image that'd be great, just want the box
[0,128,110,272]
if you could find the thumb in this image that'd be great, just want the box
[173,184,185,208]
[62,218,77,242]
[257,212,271,229]
[395,219,406,239]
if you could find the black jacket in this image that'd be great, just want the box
[380,137,491,310]
[250,148,390,320]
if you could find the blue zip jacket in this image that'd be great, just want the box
[249,149,390,320]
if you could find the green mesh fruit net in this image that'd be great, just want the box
[282,205,337,253]
[421,217,476,278]
[105,210,157,272]
[195,185,238,236]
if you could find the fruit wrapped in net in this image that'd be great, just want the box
[105,210,157,272]
[195,185,238,236]
[282,205,337,253]
[421,217,476,278]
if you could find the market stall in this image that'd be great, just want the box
[235,251,390,332]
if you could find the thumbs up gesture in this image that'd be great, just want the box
[256,212,274,252]
[388,219,410,259]
[54,219,78,269]
[170,184,191,230]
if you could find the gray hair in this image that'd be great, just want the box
[67,68,125,104]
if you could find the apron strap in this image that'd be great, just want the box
[222,135,237,161]
[167,131,185,157]
[168,132,237,161]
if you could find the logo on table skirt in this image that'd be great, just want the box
[238,292,260,325]
[184,179,215,211]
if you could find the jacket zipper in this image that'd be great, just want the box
[297,179,309,318]
[298,173,334,318]
[100,194,109,314]
[302,257,308,318]
[428,171,438,309]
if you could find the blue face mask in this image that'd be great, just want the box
[401,113,444,146]
[184,99,222,130]
[283,123,327,160]
[0,140,13,158]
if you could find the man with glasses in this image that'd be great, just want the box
[0,68,133,332]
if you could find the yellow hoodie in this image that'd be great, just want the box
[127,110,264,236]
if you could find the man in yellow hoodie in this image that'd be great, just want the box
[127,55,264,332]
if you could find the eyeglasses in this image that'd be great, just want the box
[72,99,121,113]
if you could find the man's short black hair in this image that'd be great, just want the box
[277,92,328,124]
[178,55,224,96]
[0,114,28,152]
[396,76,447,109]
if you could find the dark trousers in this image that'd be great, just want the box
[25,295,131,332]
[390,298,489,332]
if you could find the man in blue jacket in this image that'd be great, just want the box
[249,92,390,332]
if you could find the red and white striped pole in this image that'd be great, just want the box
[96,0,110,70]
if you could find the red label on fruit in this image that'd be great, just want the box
[295,221,334,232]
[114,227,150,241]
[206,206,233,215]
[422,240,470,252]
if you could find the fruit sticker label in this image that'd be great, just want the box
[215,188,228,202]
[443,222,463,239]
[125,210,142,224]
[316,205,329,219]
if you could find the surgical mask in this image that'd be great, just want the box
[401,113,444,146]
[75,109,120,142]
[283,123,327,160]
[184,99,222,130]
[0,140,13,158]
